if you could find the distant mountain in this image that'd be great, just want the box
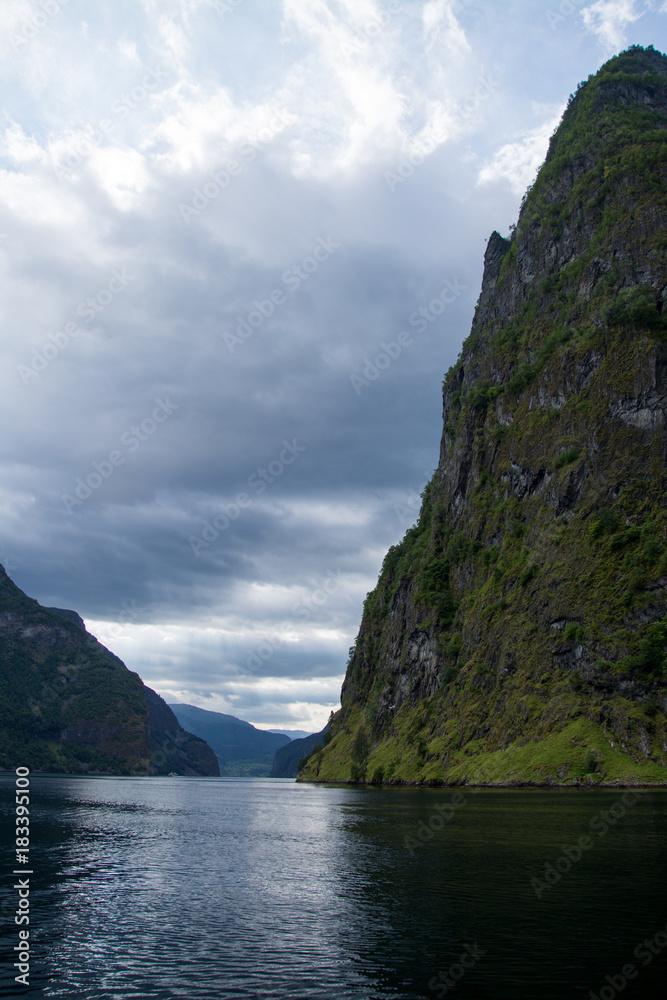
[267,729,312,741]
[270,727,328,778]
[0,566,219,776]
[168,703,290,776]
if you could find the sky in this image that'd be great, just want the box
[1,0,665,733]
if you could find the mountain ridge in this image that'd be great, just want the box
[168,702,290,776]
[299,45,667,787]
[0,566,220,776]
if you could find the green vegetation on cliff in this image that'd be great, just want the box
[300,46,667,788]
[0,566,219,776]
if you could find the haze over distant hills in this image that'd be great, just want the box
[168,703,293,776]
[0,561,319,779]
[268,729,312,740]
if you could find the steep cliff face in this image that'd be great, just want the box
[300,46,667,787]
[0,566,220,776]
[142,687,221,777]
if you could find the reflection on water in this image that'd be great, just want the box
[1,777,666,999]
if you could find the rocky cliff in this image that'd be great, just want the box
[0,565,220,776]
[270,725,328,778]
[300,46,667,787]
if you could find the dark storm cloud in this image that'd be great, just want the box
[2,0,662,727]
[4,150,482,633]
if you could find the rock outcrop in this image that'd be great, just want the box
[300,46,667,787]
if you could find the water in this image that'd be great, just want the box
[1,776,666,999]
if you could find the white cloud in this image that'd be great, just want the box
[422,0,470,56]
[7,0,651,732]
[89,146,152,211]
[87,611,343,728]
[276,0,485,176]
[161,676,342,731]
[581,0,642,53]
[279,0,408,173]
[477,106,564,195]
[1,122,47,164]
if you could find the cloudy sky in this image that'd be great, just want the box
[1,0,665,732]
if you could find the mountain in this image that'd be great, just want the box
[0,566,219,776]
[168,703,290,776]
[299,46,667,788]
[270,727,328,778]
[268,729,312,740]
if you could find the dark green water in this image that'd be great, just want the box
[1,776,666,999]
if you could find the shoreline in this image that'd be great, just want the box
[296,777,667,789]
